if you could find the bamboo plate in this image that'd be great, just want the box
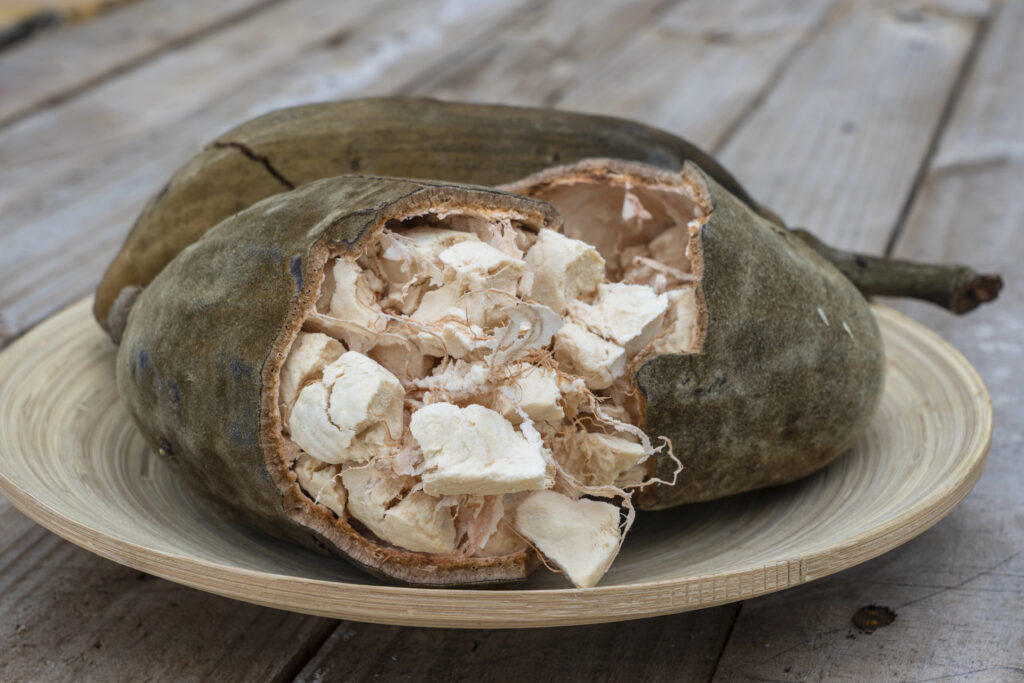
[0,298,991,628]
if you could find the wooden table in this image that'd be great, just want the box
[1,0,1021,679]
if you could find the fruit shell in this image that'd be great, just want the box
[115,174,560,586]
[504,158,885,506]
[640,163,885,506]
[95,97,782,333]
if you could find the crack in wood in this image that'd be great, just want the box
[884,9,992,257]
[895,550,1022,610]
[710,0,845,154]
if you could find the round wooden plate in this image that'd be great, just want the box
[0,299,991,628]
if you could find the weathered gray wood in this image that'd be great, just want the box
[712,1,1023,680]
[0,0,279,128]
[295,606,741,683]
[0,0,529,210]
[402,0,678,106]
[556,0,840,148]
[0,0,533,346]
[0,503,338,681]
[0,0,384,200]
[715,0,986,252]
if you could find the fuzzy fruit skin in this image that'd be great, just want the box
[636,164,885,508]
[116,175,557,586]
[95,97,782,332]
[117,165,885,587]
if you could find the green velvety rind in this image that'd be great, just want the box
[637,164,885,508]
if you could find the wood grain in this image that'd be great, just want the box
[0,0,387,197]
[0,520,337,681]
[555,0,840,148]
[403,0,679,106]
[0,0,279,127]
[295,606,740,683]
[715,0,984,251]
[0,299,992,628]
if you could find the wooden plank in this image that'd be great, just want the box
[1,0,653,223]
[0,0,381,201]
[0,0,133,51]
[401,0,842,152]
[400,0,678,106]
[714,0,984,252]
[0,0,534,346]
[295,607,741,683]
[712,1,1024,680]
[555,0,841,148]
[709,547,1023,681]
[0,504,337,681]
[0,0,280,127]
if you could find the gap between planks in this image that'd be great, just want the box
[884,9,993,256]
[0,0,291,130]
[709,1,847,156]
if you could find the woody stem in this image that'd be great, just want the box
[791,229,1003,315]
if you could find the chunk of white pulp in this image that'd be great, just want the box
[553,322,627,390]
[413,240,527,326]
[579,433,648,487]
[495,364,565,425]
[570,282,669,354]
[325,259,387,332]
[524,228,605,314]
[293,454,347,518]
[439,240,525,294]
[278,332,344,420]
[343,466,456,554]
[513,491,622,588]
[289,352,404,464]
[378,227,475,287]
[410,403,551,495]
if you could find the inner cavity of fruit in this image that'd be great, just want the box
[279,191,703,588]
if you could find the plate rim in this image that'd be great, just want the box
[0,299,993,628]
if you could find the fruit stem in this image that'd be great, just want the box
[791,229,1003,315]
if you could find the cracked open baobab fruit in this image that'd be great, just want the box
[95,98,1002,341]
[95,97,785,339]
[116,160,884,588]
